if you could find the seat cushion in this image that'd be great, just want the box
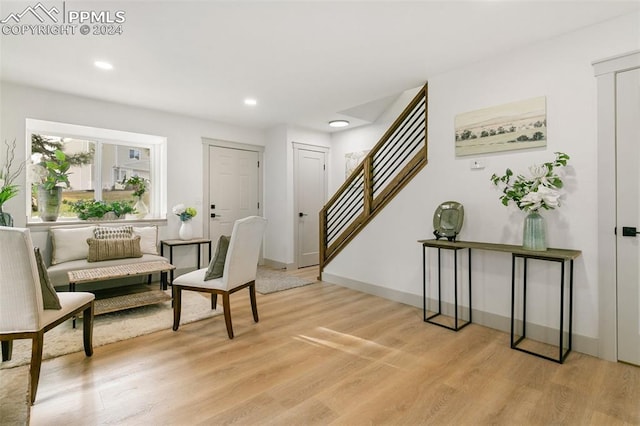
[174,268,227,291]
[40,292,94,330]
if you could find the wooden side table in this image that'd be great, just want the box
[160,238,212,283]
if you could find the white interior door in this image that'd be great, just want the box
[295,146,327,268]
[616,66,640,366]
[209,146,259,246]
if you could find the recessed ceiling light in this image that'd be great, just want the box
[94,61,113,70]
[329,120,350,128]
[244,98,257,106]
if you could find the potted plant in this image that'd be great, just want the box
[0,139,26,226]
[123,175,149,218]
[31,149,71,222]
[64,199,137,220]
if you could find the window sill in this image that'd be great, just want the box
[26,217,168,231]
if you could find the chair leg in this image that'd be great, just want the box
[172,286,182,331]
[1,340,13,361]
[30,331,44,405]
[222,292,234,339]
[83,302,94,357]
[211,293,218,310]
[249,283,259,323]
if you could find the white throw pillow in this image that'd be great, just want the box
[50,226,96,265]
[133,226,159,255]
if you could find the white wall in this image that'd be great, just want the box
[264,125,289,265]
[323,12,640,350]
[0,82,265,269]
[0,82,333,270]
[264,124,331,267]
[329,87,422,193]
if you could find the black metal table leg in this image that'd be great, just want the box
[424,245,472,331]
[423,244,427,322]
[568,259,574,358]
[511,254,573,363]
[510,254,516,348]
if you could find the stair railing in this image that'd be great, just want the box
[320,83,428,272]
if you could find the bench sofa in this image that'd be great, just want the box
[45,224,167,290]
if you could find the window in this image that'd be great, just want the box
[26,119,167,222]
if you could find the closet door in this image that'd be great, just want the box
[616,66,640,366]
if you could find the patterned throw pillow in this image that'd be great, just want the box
[87,236,143,262]
[94,225,134,240]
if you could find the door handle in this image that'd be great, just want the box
[299,212,308,217]
[211,213,222,218]
[622,226,639,236]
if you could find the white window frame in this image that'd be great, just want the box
[26,118,167,223]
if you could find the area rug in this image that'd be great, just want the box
[0,290,221,370]
[0,365,29,425]
[256,266,315,294]
[0,267,310,367]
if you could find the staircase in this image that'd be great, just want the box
[319,83,428,273]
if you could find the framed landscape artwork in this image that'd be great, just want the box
[455,96,547,156]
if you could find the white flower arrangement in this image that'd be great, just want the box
[172,203,197,221]
[490,152,570,212]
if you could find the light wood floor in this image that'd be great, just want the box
[30,267,639,425]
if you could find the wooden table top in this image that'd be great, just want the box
[418,239,581,261]
[160,238,212,246]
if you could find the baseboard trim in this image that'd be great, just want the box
[321,272,599,358]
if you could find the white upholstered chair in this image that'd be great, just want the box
[0,226,95,405]
[172,216,267,339]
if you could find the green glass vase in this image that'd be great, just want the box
[522,210,547,251]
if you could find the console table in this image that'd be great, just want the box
[161,238,212,283]
[418,239,581,363]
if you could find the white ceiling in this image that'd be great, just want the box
[1,1,638,132]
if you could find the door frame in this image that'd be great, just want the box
[201,138,264,245]
[292,141,329,269]
[594,50,640,362]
